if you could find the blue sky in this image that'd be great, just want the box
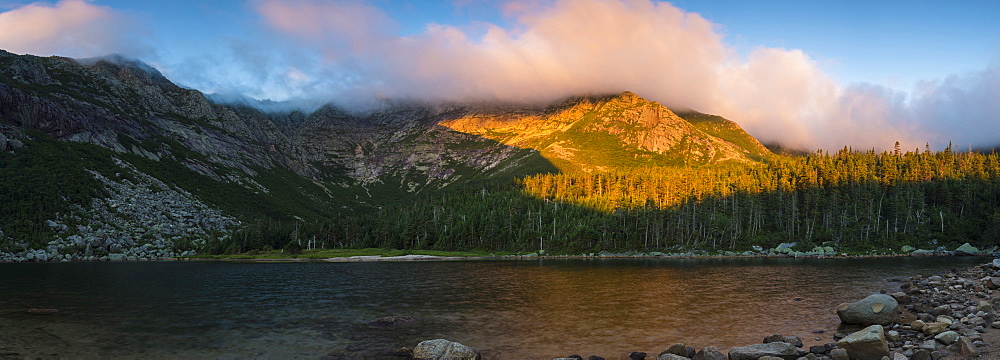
[669,1,1000,87]
[0,0,998,150]
[78,0,1000,91]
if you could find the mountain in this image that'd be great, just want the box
[0,50,771,260]
[441,91,770,172]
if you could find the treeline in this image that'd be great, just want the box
[208,145,1000,254]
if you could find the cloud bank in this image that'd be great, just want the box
[0,0,996,151]
[0,0,146,58]
[248,0,998,151]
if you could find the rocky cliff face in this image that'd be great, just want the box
[440,91,771,172]
[0,50,771,260]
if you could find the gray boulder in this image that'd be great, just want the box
[0,132,7,150]
[8,138,23,149]
[728,342,799,360]
[954,243,982,256]
[836,294,898,325]
[691,346,726,360]
[773,242,797,254]
[656,354,689,360]
[659,343,687,357]
[921,321,948,335]
[836,325,890,360]
[628,352,647,360]
[933,331,959,345]
[411,339,481,360]
[958,336,979,358]
[763,335,803,348]
[910,349,931,360]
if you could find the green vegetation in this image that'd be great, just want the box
[0,130,114,249]
[676,110,772,162]
[5,129,1000,257]
[200,145,1000,255]
[0,130,346,251]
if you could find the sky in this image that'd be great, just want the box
[0,0,998,151]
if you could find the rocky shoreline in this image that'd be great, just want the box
[400,258,1000,360]
[186,242,995,263]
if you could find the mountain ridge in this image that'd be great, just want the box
[0,50,773,258]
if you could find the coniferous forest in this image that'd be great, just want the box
[212,144,1000,255]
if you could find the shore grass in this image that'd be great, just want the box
[185,248,513,260]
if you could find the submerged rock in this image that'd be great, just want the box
[836,294,898,325]
[411,339,481,360]
[27,308,59,315]
[367,316,416,326]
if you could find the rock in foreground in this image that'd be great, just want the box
[836,294,898,325]
[728,342,799,360]
[412,339,481,360]
[836,324,890,360]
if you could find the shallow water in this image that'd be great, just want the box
[0,257,986,359]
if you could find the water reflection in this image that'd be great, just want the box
[0,257,984,359]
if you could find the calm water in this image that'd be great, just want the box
[0,257,986,359]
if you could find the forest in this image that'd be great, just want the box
[210,143,1000,255]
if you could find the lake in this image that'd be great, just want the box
[0,257,986,359]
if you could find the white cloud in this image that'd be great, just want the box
[0,0,147,58]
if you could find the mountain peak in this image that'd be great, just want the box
[616,90,640,100]
[79,54,176,90]
[440,91,771,171]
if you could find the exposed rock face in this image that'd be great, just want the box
[836,294,899,325]
[440,91,770,172]
[728,342,799,360]
[411,339,481,360]
[836,324,890,360]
